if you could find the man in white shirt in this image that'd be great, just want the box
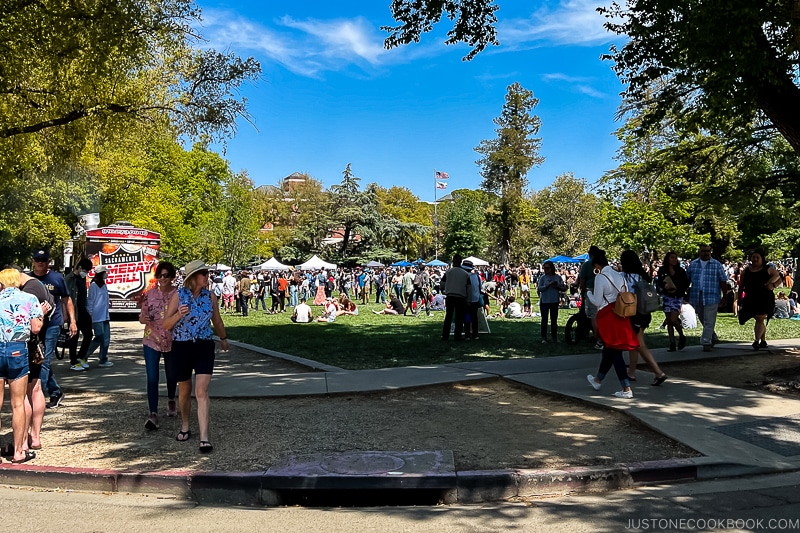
[292,298,313,323]
[221,271,236,314]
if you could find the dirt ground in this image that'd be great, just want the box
[7,336,797,473]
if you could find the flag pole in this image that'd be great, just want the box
[433,169,438,260]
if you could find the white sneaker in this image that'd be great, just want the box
[614,390,634,399]
[593,342,604,350]
[98,361,114,367]
[586,374,601,391]
[70,364,85,372]
[78,359,90,369]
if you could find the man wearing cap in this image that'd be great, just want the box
[31,249,74,409]
[85,265,113,367]
[462,260,482,339]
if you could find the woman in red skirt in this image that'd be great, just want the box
[584,251,639,399]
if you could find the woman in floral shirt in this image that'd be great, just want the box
[0,268,43,463]
[139,261,178,431]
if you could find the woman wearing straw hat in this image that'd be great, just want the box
[163,260,228,453]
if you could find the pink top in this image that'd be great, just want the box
[140,287,177,352]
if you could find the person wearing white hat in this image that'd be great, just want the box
[163,260,228,453]
[85,265,113,367]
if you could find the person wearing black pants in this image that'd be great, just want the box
[441,255,469,341]
[537,261,565,343]
[65,258,93,370]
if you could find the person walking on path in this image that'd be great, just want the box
[686,244,729,352]
[537,261,566,344]
[64,258,94,371]
[737,248,782,350]
[30,248,73,408]
[0,268,44,464]
[441,254,469,341]
[620,250,668,386]
[139,261,179,431]
[655,251,689,352]
[85,265,113,367]
[578,246,603,349]
[585,251,638,399]
[462,260,482,339]
[163,260,228,454]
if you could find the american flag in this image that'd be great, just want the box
[436,181,447,190]
[435,171,449,180]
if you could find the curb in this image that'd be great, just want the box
[0,458,715,506]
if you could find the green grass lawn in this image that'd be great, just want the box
[222,300,800,370]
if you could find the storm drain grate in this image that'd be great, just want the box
[711,414,800,457]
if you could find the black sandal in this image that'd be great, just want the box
[651,374,668,386]
[199,441,213,453]
[11,450,36,464]
[176,430,191,442]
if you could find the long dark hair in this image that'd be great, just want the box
[620,250,650,282]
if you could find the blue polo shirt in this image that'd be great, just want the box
[30,270,69,326]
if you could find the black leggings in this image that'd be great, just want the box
[597,347,630,387]
[539,302,559,340]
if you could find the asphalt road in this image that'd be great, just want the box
[4,471,800,532]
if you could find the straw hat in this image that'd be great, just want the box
[94,265,108,274]
[183,259,209,280]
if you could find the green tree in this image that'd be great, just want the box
[530,173,598,259]
[441,189,490,259]
[476,82,544,265]
[375,185,434,260]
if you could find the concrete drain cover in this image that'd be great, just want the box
[711,414,800,457]
[320,453,405,475]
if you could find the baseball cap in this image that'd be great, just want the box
[32,249,50,261]
[94,265,108,273]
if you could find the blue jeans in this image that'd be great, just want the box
[254,293,267,310]
[289,286,298,306]
[86,320,111,363]
[143,345,178,414]
[40,323,62,398]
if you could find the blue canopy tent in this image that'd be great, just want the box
[425,259,448,267]
[572,253,590,262]
[390,260,413,267]
[546,255,580,263]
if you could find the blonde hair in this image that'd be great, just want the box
[0,268,21,288]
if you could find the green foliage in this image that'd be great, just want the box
[476,82,544,264]
[382,0,499,60]
[441,189,489,258]
[529,173,597,260]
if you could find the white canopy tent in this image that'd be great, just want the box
[463,256,489,267]
[257,257,291,271]
[209,263,231,271]
[298,254,337,271]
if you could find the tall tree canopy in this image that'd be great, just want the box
[476,82,544,265]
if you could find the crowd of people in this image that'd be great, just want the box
[1,243,797,464]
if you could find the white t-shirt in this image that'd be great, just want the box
[222,275,236,295]
[506,301,524,318]
[294,303,312,323]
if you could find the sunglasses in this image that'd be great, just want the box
[197,270,209,276]
[156,273,173,279]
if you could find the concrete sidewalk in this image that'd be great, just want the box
[3,322,800,505]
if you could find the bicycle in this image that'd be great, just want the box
[564,304,592,345]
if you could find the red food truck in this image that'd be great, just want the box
[73,221,161,313]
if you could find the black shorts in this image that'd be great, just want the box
[630,312,652,334]
[172,339,216,381]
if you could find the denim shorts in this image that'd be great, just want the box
[0,341,30,382]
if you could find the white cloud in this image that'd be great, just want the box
[198,10,389,77]
[498,0,616,48]
[542,72,607,98]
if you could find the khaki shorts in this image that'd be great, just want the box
[585,298,598,319]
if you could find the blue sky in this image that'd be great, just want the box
[196,1,625,202]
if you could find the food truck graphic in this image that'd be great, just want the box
[77,222,161,312]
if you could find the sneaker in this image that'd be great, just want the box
[167,400,177,417]
[594,341,604,350]
[759,340,768,349]
[98,361,114,367]
[586,374,601,391]
[614,390,634,399]
[49,392,65,409]
[145,414,159,430]
[70,364,85,372]
[78,359,90,369]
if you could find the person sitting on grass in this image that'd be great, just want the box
[291,298,313,323]
[316,298,338,322]
[373,295,405,315]
[505,295,526,319]
[336,297,359,316]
